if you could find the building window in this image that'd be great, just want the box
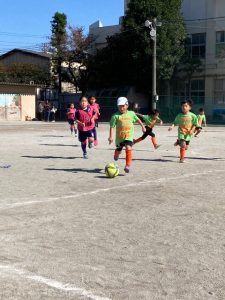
[186,33,206,59]
[190,79,205,104]
[214,79,225,104]
[216,31,225,58]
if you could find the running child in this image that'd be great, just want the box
[88,96,100,145]
[75,96,95,159]
[67,103,78,137]
[108,97,146,173]
[133,109,163,149]
[168,99,198,163]
[194,108,207,137]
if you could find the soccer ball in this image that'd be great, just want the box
[105,163,119,178]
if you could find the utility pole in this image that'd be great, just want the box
[145,19,161,110]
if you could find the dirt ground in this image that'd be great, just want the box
[0,121,225,300]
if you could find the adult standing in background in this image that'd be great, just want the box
[51,105,57,122]
[44,100,51,122]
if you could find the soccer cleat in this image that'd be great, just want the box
[83,153,88,159]
[179,159,185,163]
[124,165,130,173]
[154,144,161,149]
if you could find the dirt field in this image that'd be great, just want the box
[0,121,225,300]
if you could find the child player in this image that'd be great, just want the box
[133,109,163,149]
[194,108,207,137]
[75,96,95,159]
[88,96,100,145]
[67,103,78,137]
[168,99,198,163]
[108,97,146,173]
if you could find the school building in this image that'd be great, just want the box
[89,0,225,121]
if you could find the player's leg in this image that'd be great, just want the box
[124,141,133,173]
[88,130,94,148]
[194,127,202,137]
[133,127,149,144]
[92,127,98,145]
[149,130,160,149]
[74,122,78,137]
[79,131,88,158]
[114,142,124,161]
[68,120,74,135]
[179,139,186,163]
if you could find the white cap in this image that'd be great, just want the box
[117,97,128,106]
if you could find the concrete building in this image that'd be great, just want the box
[88,20,121,54]
[181,0,225,120]
[88,0,225,119]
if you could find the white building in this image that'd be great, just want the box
[88,20,121,54]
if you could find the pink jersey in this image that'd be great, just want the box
[75,106,95,131]
[67,108,76,120]
[90,103,100,119]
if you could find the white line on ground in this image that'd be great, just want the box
[0,264,111,300]
[0,169,224,211]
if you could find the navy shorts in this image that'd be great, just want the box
[68,119,75,125]
[78,130,93,142]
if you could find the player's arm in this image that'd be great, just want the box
[189,125,196,135]
[74,111,85,127]
[76,119,85,127]
[108,127,114,144]
[203,116,207,127]
[108,115,116,144]
[135,112,143,118]
[158,117,163,125]
[168,123,175,131]
[190,115,198,134]
[91,111,96,123]
[136,117,146,132]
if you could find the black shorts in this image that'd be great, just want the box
[179,139,190,145]
[116,140,133,151]
[78,130,93,142]
[68,119,75,125]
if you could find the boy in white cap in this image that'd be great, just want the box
[108,97,145,173]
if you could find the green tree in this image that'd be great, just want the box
[50,12,68,93]
[64,26,92,93]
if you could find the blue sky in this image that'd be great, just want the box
[0,0,124,54]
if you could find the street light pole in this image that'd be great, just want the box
[145,19,161,110]
[152,20,157,110]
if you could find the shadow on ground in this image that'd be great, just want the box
[133,158,174,162]
[40,144,79,147]
[45,167,103,174]
[22,155,78,160]
[163,155,224,161]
